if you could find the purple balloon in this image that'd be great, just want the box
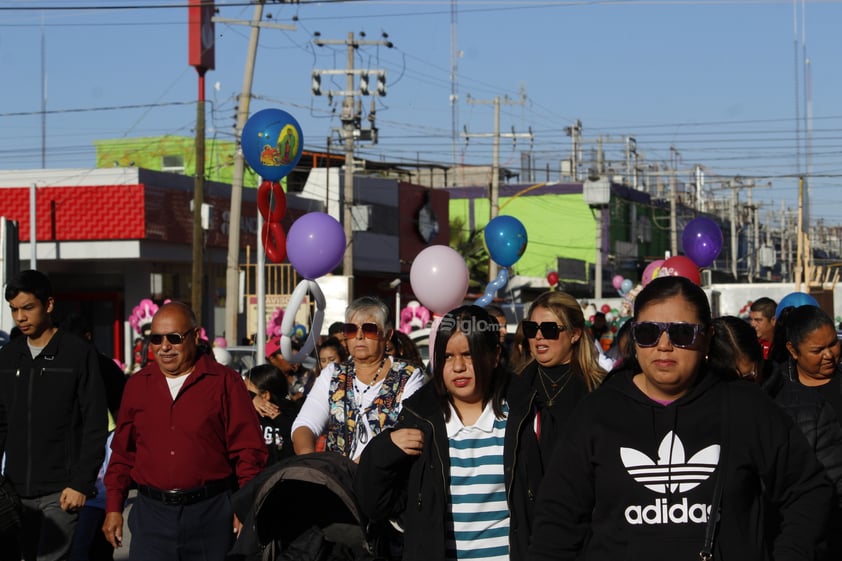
[286,212,346,279]
[682,217,723,268]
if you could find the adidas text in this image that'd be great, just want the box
[625,497,711,525]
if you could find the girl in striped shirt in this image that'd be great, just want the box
[355,305,542,561]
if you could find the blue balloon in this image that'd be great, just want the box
[476,269,509,307]
[484,216,527,267]
[620,278,634,294]
[775,292,819,320]
[242,108,304,181]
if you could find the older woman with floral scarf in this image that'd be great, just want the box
[292,296,425,461]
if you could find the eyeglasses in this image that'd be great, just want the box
[343,322,381,340]
[522,321,568,340]
[631,321,703,349]
[148,329,195,346]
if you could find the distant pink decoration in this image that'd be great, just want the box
[266,306,285,339]
[129,298,159,336]
[399,301,431,334]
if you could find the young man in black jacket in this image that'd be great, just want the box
[0,270,108,560]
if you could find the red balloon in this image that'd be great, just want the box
[657,255,701,285]
[600,304,611,314]
[257,180,287,223]
[262,222,287,263]
[546,271,559,286]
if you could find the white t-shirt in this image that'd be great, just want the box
[291,361,425,460]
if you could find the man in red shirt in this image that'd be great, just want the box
[749,297,777,360]
[102,301,267,561]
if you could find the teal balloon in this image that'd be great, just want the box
[484,216,527,267]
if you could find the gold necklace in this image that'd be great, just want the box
[538,366,572,406]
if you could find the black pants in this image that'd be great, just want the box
[127,492,233,561]
[69,505,112,561]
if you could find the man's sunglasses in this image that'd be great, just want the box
[148,329,195,345]
[632,321,703,349]
[522,321,568,340]
[343,322,381,340]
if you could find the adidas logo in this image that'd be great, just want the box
[620,431,720,525]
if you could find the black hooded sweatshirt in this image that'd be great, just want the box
[528,368,832,561]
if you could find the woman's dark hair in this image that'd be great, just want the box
[432,305,507,422]
[606,319,634,368]
[784,305,835,350]
[769,306,795,365]
[708,316,762,380]
[246,364,288,405]
[390,330,423,366]
[318,336,349,364]
[618,276,711,375]
[633,276,712,329]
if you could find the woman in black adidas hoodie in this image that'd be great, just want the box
[528,276,832,561]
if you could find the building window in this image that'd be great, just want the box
[162,155,185,174]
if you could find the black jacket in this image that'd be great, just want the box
[354,373,542,561]
[528,369,832,561]
[763,366,842,508]
[0,329,108,497]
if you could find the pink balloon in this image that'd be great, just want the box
[410,245,469,315]
[612,275,624,290]
[641,259,665,287]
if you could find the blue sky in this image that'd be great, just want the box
[1,0,841,224]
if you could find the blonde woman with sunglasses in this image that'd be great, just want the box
[528,276,832,561]
[517,290,606,450]
[291,296,425,461]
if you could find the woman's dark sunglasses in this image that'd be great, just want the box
[632,321,703,348]
[148,329,195,345]
[522,321,567,340]
[343,322,381,340]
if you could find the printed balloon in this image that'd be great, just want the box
[242,108,304,181]
[657,255,701,285]
[641,260,664,287]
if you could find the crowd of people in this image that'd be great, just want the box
[1,267,842,561]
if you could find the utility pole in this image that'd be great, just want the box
[463,93,532,281]
[312,31,392,288]
[218,5,296,347]
[795,176,804,291]
[669,146,680,256]
[188,0,215,328]
[564,120,583,181]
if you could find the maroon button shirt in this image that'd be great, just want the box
[104,353,267,513]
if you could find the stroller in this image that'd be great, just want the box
[229,453,390,561]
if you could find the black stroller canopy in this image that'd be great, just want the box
[253,452,369,557]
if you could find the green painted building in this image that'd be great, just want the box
[447,182,675,293]
[93,136,260,187]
